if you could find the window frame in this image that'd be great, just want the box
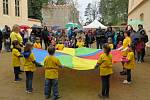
[15,0,20,17]
[3,0,9,15]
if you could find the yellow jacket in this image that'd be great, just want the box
[97,53,113,76]
[23,53,36,72]
[34,42,42,49]
[122,37,131,56]
[44,56,61,79]
[10,32,23,45]
[55,44,64,50]
[124,52,135,70]
[12,48,21,67]
[76,41,84,48]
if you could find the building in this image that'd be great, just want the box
[128,0,150,46]
[42,4,79,28]
[0,0,41,29]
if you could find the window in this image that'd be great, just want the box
[15,0,20,16]
[3,0,9,15]
[140,13,144,21]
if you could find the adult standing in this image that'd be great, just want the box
[0,30,3,53]
[30,29,36,43]
[105,27,115,42]
[95,28,106,49]
[42,26,50,50]
[85,30,95,48]
[137,24,149,62]
[116,31,124,44]
[68,27,74,40]
[22,29,29,45]
[10,24,23,48]
[2,25,11,52]
[125,25,136,44]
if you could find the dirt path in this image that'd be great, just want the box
[0,52,150,100]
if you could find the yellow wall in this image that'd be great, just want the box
[0,0,41,29]
[128,0,150,46]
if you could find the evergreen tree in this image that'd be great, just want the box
[99,0,128,25]
[84,3,93,23]
[28,0,49,20]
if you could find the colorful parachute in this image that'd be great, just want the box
[33,48,122,70]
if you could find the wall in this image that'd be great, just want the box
[128,0,150,46]
[0,0,41,29]
[42,4,79,28]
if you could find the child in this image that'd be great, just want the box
[12,40,23,82]
[76,37,84,48]
[108,37,114,50]
[64,38,69,47]
[135,38,145,63]
[23,42,36,93]
[33,37,42,49]
[51,37,56,47]
[117,41,123,49]
[95,44,113,99]
[55,40,64,50]
[44,46,62,99]
[122,45,135,84]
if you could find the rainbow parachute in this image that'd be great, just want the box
[33,48,122,70]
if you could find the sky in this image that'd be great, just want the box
[74,0,99,23]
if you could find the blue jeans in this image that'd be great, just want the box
[25,71,33,91]
[44,79,59,97]
[136,51,142,62]
[23,38,28,45]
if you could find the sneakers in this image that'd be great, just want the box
[45,95,50,99]
[52,96,61,100]
[26,90,32,94]
[14,78,22,82]
[123,80,131,84]
[120,71,127,75]
[98,94,109,99]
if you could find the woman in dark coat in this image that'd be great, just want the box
[0,30,3,53]
[85,30,95,48]
[42,26,50,50]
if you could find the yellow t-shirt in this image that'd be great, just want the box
[10,32,23,45]
[76,41,84,48]
[124,52,135,70]
[12,48,21,67]
[97,53,113,76]
[55,44,64,50]
[44,56,61,79]
[109,44,114,50]
[23,53,36,72]
[34,42,42,49]
[122,37,131,56]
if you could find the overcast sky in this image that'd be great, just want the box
[74,0,99,23]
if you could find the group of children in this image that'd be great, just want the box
[11,35,136,100]
[32,35,85,51]
[12,40,61,100]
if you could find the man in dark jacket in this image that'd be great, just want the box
[2,25,11,52]
[0,30,3,53]
[95,28,106,49]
